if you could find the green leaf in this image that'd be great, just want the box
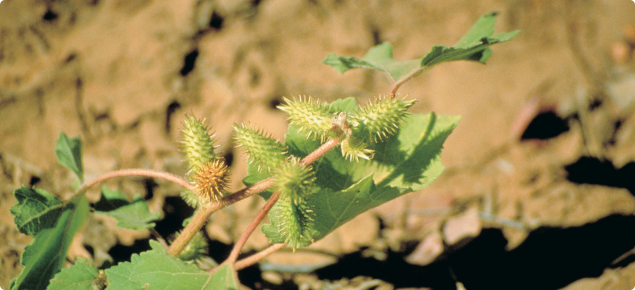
[11,186,64,236]
[208,264,240,290]
[55,132,84,183]
[420,31,520,67]
[94,186,161,230]
[322,11,519,83]
[104,240,238,290]
[322,42,421,82]
[453,11,499,48]
[10,194,90,290]
[253,98,460,246]
[47,257,105,290]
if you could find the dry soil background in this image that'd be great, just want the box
[2,0,635,289]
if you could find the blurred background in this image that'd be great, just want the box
[1,0,635,289]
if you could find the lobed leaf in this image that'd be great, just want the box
[322,11,519,83]
[94,186,161,230]
[10,194,90,290]
[47,257,105,290]
[322,42,421,83]
[252,98,460,246]
[11,186,64,236]
[55,132,84,183]
[104,240,238,290]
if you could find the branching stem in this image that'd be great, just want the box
[226,191,280,264]
[168,137,342,258]
[167,177,276,256]
[235,243,286,270]
[389,67,427,98]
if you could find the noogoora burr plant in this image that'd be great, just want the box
[9,12,519,290]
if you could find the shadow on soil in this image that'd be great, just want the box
[313,215,635,290]
[566,158,635,194]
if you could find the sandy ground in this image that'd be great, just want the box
[2,0,635,289]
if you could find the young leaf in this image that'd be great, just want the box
[322,11,519,84]
[55,132,84,183]
[94,186,161,230]
[322,42,421,83]
[104,240,238,290]
[11,186,64,236]
[47,257,105,290]
[10,194,90,290]
[252,98,460,246]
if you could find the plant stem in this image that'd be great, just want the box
[150,228,169,250]
[70,169,193,204]
[389,67,427,98]
[301,138,340,166]
[235,243,285,270]
[219,138,342,266]
[79,169,193,193]
[167,177,276,256]
[168,137,342,257]
[226,192,281,264]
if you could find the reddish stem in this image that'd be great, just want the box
[225,138,341,261]
[389,67,426,98]
[76,168,193,194]
[226,192,281,264]
[150,229,169,250]
[235,243,286,270]
[301,138,340,166]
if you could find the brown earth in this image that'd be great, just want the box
[2,0,635,289]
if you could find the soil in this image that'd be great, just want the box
[2,0,635,289]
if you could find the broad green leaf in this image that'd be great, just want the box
[208,264,240,290]
[420,30,520,67]
[11,186,64,236]
[105,240,237,290]
[47,257,105,290]
[322,11,519,83]
[94,186,161,230]
[10,194,90,290]
[250,98,460,246]
[55,132,84,183]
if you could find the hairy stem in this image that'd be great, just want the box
[167,177,275,256]
[169,137,342,257]
[223,138,341,266]
[226,192,281,264]
[301,138,340,166]
[70,169,193,204]
[235,243,286,271]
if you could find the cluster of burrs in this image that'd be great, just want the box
[179,95,414,249]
